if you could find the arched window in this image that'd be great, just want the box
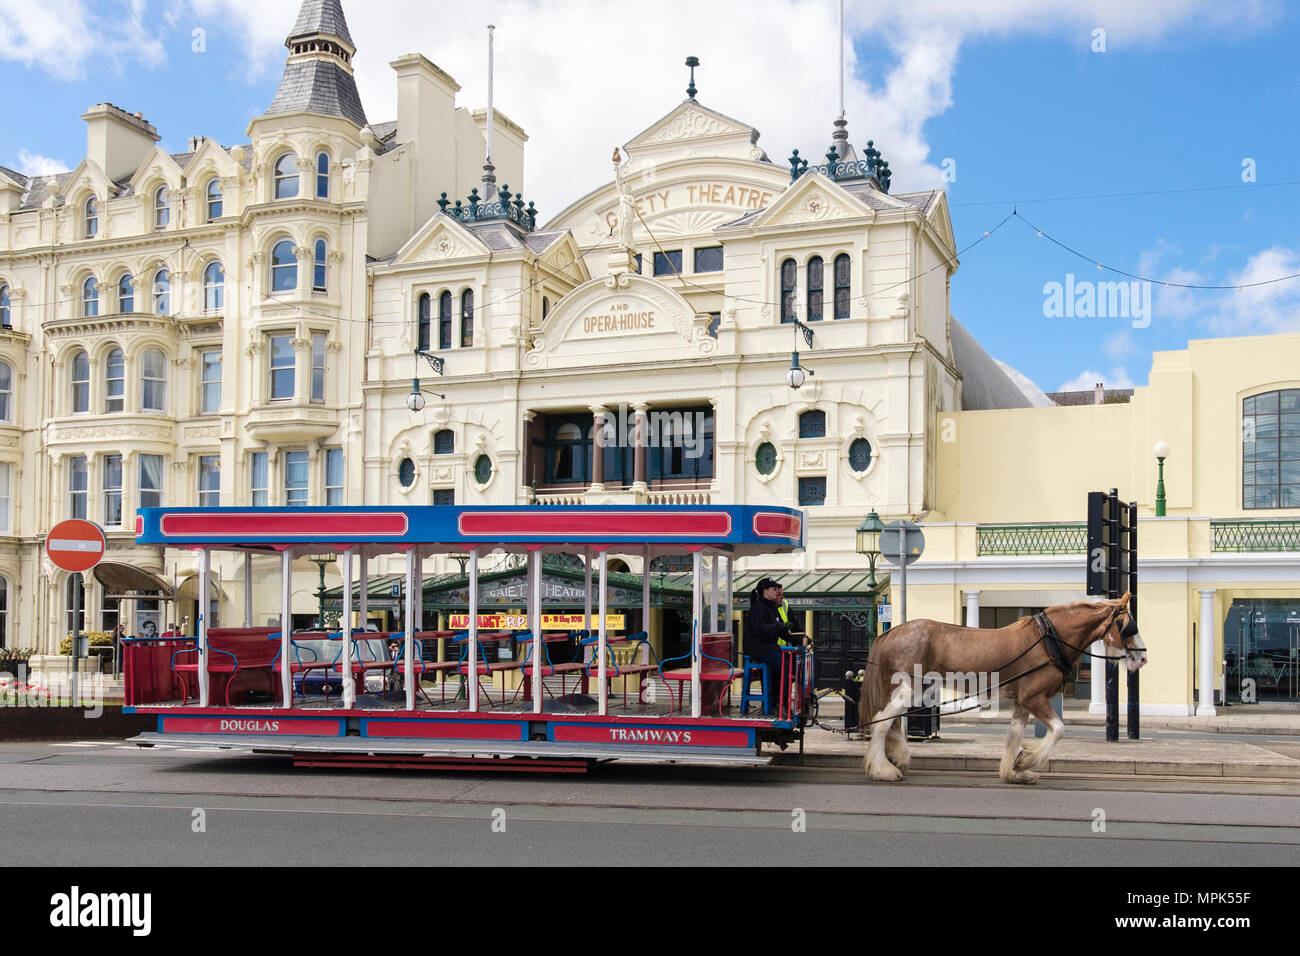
[834,253,851,319]
[140,348,167,411]
[460,289,474,347]
[82,276,99,317]
[848,437,872,472]
[0,284,9,328]
[270,240,297,293]
[438,291,452,350]
[153,186,169,229]
[313,239,327,292]
[780,258,797,322]
[206,179,223,220]
[546,418,591,484]
[0,362,11,422]
[117,274,133,313]
[71,350,90,413]
[806,256,824,322]
[799,409,826,438]
[316,151,330,199]
[105,348,124,412]
[417,293,431,351]
[84,196,98,238]
[203,261,224,312]
[274,154,299,199]
[542,296,550,319]
[153,268,170,315]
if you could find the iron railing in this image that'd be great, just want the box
[789,141,892,192]
[976,523,1088,556]
[1211,519,1300,552]
[437,184,537,231]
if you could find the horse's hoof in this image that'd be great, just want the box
[867,761,904,782]
[1003,769,1039,785]
[1012,748,1035,771]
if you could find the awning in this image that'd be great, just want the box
[91,562,173,597]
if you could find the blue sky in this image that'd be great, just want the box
[1,0,1296,395]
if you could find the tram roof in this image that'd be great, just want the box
[134,504,805,557]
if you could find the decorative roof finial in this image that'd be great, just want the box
[685,56,699,100]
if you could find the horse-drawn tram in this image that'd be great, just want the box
[125,504,813,771]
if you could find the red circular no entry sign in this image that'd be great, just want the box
[46,519,107,573]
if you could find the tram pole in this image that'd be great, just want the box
[532,547,543,715]
[280,550,292,707]
[405,547,417,712]
[468,546,479,712]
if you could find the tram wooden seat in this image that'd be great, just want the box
[172,627,280,706]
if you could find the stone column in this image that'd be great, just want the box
[962,589,980,628]
[632,403,648,492]
[1198,589,1218,716]
[589,404,606,492]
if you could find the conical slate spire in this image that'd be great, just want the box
[264,0,368,128]
[288,0,354,47]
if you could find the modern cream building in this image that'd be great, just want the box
[913,334,1300,713]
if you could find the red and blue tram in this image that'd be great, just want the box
[124,504,814,770]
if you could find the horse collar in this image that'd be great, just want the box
[1034,612,1073,677]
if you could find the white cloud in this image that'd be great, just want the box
[13,149,70,176]
[1057,366,1135,392]
[0,0,168,80]
[163,0,1282,216]
[1200,246,1300,336]
[1102,330,1138,359]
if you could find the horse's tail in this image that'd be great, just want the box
[859,630,893,731]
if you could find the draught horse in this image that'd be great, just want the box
[859,594,1148,784]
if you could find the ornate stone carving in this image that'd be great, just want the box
[640,107,738,145]
[185,425,220,439]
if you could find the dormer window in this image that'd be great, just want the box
[274,154,299,200]
[206,179,223,220]
[153,186,169,229]
[84,197,98,238]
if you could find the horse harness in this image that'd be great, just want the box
[1033,612,1073,677]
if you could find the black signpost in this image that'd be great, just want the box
[1086,489,1139,742]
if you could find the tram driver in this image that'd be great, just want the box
[744,578,806,689]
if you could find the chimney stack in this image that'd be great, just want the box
[1094,382,1105,405]
[82,103,160,182]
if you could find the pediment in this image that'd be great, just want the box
[182,140,242,182]
[56,159,116,203]
[523,273,716,370]
[621,100,765,172]
[391,214,491,265]
[127,146,185,190]
[748,172,875,229]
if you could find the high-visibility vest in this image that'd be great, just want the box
[777,600,792,646]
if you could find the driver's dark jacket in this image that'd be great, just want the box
[744,596,792,659]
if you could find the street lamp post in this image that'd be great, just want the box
[1153,441,1170,517]
[309,552,337,629]
[856,510,884,641]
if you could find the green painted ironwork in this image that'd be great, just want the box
[789,140,892,192]
[437,183,537,231]
[1211,520,1300,552]
[976,523,1087,556]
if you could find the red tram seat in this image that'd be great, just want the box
[171,627,279,706]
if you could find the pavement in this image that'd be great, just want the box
[789,696,1300,781]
